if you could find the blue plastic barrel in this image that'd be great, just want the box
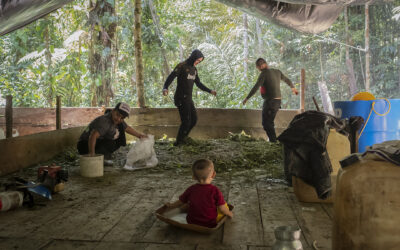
[333,99,400,152]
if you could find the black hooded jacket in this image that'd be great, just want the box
[163,49,212,103]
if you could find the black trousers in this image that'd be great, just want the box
[77,124,126,159]
[262,98,281,142]
[77,139,117,159]
[175,98,197,143]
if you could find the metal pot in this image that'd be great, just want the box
[272,226,303,250]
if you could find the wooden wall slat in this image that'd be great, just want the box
[0,108,300,136]
[0,127,84,176]
[0,108,300,175]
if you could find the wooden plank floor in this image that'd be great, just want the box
[0,167,333,250]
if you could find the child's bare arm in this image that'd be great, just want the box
[165,200,184,209]
[218,204,233,218]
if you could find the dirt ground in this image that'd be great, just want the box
[0,139,333,250]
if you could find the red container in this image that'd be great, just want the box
[38,166,61,179]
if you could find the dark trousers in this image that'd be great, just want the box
[77,124,126,159]
[77,139,117,159]
[262,98,281,142]
[175,99,197,143]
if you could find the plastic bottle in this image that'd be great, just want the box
[0,191,23,212]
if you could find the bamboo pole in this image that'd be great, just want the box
[300,69,305,112]
[56,96,61,130]
[5,95,12,138]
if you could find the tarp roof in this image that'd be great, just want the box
[216,0,392,34]
[0,0,73,36]
[0,0,392,36]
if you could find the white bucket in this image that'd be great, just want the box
[80,154,104,177]
[0,191,23,212]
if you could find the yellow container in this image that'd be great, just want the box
[80,154,104,177]
[350,91,375,101]
[54,182,65,193]
[292,129,350,203]
[333,158,400,249]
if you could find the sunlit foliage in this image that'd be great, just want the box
[0,0,399,109]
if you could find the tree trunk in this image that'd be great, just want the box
[319,44,324,82]
[134,0,145,107]
[44,22,53,107]
[148,0,170,80]
[243,14,248,82]
[256,18,263,56]
[300,69,305,112]
[101,0,116,107]
[344,7,359,97]
[318,81,334,115]
[88,0,116,107]
[88,2,98,107]
[318,44,333,114]
[344,7,349,61]
[131,74,137,88]
[179,38,184,61]
[365,4,371,91]
[346,59,358,97]
[112,1,119,97]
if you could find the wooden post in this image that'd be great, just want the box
[56,96,61,130]
[5,95,12,138]
[300,69,305,112]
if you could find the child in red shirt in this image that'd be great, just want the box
[166,159,233,228]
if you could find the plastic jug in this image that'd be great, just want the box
[0,191,23,211]
[333,156,400,249]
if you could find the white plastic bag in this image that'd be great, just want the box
[123,135,158,170]
[145,148,159,167]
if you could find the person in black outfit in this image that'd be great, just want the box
[163,49,216,146]
[243,58,298,142]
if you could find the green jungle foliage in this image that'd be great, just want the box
[1,0,399,109]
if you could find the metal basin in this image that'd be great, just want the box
[274,225,302,241]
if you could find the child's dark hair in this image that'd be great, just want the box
[192,159,213,181]
[255,58,267,67]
